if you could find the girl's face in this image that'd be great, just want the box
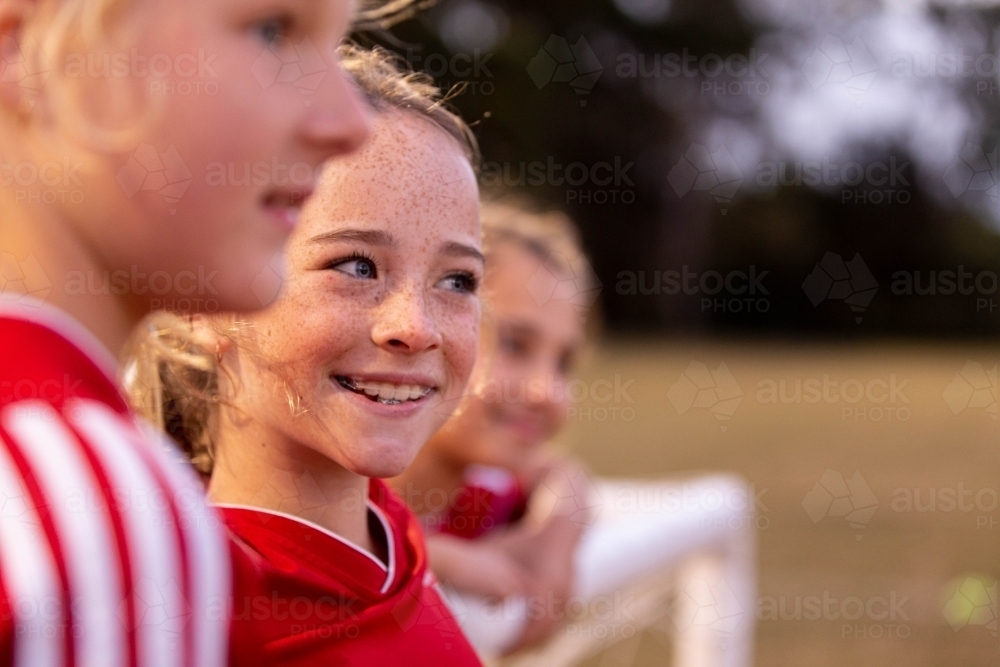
[432,242,586,474]
[227,111,482,478]
[17,0,369,315]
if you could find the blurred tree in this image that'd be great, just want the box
[362,0,1000,338]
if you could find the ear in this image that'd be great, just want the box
[0,0,37,115]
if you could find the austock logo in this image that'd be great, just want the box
[125,577,190,650]
[613,47,770,98]
[392,570,463,647]
[251,253,287,307]
[667,144,743,215]
[943,143,999,211]
[666,575,745,648]
[251,37,327,97]
[248,468,330,525]
[0,252,51,302]
[755,373,911,423]
[942,361,997,420]
[405,48,495,96]
[533,466,603,527]
[667,361,743,432]
[527,35,603,106]
[801,470,878,540]
[0,36,51,106]
[524,248,602,318]
[942,576,997,637]
[802,35,878,103]
[116,144,193,214]
[0,474,35,528]
[801,252,878,324]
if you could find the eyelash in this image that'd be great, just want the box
[327,252,378,279]
[444,272,479,294]
[325,253,479,294]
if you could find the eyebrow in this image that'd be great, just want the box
[443,241,485,264]
[309,228,484,263]
[307,229,399,247]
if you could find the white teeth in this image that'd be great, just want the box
[344,378,431,403]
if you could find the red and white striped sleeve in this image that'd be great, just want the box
[0,297,232,667]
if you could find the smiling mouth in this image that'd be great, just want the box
[335,376,433,406]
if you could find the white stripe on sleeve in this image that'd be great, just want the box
[0,433,63,667]
[131,419,231,667]
[67,400,188,667]
[1,401,127,667]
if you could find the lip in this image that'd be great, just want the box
[262,186,314,232]
[335,371,439,388]
[330,371,440,417]
[498,411,550,445]
[508,421,547,444]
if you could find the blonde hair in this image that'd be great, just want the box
[11,1,440,153]
[126,44,479,475]
[480,196,599,315]
[354,0,435,31]
[6,0,153,154]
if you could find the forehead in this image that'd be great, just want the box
[301,110,480,240]
[487,243,585,343]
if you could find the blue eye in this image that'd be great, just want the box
[253,17,290,45]
[330,255,378,280]
[440,272,478,294]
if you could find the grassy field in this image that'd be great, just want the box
[563,339,999,666]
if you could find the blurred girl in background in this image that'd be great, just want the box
[394,199,758,667]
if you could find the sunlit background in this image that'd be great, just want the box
[367,1,999,664]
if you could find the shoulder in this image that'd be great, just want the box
[0,299,234,667]
[0,297,124,413]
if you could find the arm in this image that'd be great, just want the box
[492,457,597,651]
[426,532,533,600]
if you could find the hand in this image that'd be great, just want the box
[525,456,597,528]
[488,517,585,652]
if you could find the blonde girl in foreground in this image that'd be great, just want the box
[129,46,486,666]
[0,0,369,665]
[394,199,758,667]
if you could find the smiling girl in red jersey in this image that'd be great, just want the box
[128,46,485,666]
[0,1,370,666]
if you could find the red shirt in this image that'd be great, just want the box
[426,466,528,539]
[0,296,246,667]
[219,480,483,666]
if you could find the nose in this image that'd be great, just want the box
[298,57,371,159]
[371,285,443,354]
[523,364,561,407]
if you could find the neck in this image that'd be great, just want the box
[391,440,467,517]
[209,409,376,555]
[0,200,136,357]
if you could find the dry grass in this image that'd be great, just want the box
[564,338,999,667]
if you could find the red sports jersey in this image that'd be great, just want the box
[425,465,528,539]
[0,296,242,667]
[219,479,484,666]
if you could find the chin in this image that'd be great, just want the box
[347,439,421,479]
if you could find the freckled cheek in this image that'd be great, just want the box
[301,297,375,362]
[444,312,482,390]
